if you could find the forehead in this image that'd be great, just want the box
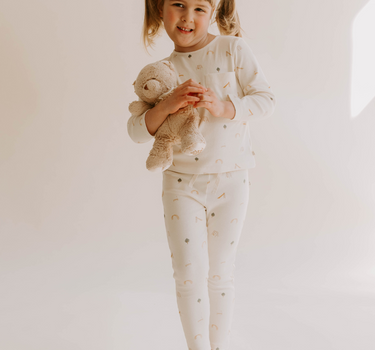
[167,0,211,8]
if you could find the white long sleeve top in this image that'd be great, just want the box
[127,34,276,174]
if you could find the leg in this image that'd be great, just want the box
[146,122,179,172]
[162,170,211,350]
[179,107,206,156]
[206,170,250,350]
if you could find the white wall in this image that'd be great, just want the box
[1,0,374,349]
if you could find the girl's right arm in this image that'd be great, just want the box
[127,79,206,143]
[127,100,155,144]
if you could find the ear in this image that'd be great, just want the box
[132,80,136,86]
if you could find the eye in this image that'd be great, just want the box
[173,3,205,12]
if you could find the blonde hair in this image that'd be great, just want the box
[142,0,245,55]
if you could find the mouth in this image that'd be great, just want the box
[177,26,193,33]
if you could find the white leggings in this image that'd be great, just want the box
[162,168,250,350]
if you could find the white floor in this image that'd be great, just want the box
[122,286,375,350]
[2,241,374,350]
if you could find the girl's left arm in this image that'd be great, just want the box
[227,37,276,121]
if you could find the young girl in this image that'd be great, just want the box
[128,1,276,349]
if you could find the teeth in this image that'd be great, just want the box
[179,27,192,32]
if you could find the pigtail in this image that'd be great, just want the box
[142,0,165,55]
[213,0,245,37]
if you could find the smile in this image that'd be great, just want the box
[177,26,193,33]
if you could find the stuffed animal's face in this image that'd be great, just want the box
[132,60,178,105]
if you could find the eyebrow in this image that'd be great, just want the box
[169,0,211,9]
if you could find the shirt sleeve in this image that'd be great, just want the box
[227,37,276,121]
[127,98,155,144]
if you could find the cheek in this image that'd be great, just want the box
[165,9,178,24]
[196,16,210,28]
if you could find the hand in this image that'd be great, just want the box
[192,87,226,118]
[161,79,207,115]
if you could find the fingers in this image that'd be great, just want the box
[179,79,207,93]
[174,79,210,110]
[184,78,200,87]
[196,93,210,102]
[185,87,206,96]
[185,95,201,103]
[179,79,210,92]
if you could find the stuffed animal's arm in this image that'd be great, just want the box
[128,99,153,117]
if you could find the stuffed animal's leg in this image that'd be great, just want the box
[179,110,206,156]
[146,128,179,172]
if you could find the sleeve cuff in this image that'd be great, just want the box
[227,92,277,122]
[127,109,155,143]
[227,93,243,121]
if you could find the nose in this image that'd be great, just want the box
[181,10,194,23]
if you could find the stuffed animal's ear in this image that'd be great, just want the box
[161,60,174,72]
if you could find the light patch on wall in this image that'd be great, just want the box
[351,0,375,118]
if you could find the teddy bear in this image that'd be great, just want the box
[128,60,206,172]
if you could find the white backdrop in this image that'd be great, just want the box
[1,0,374,349]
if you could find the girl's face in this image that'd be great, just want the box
[160,0,214,53]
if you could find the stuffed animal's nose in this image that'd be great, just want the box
[143,79,162,99]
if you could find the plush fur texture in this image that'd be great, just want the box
[129,60,206,172]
